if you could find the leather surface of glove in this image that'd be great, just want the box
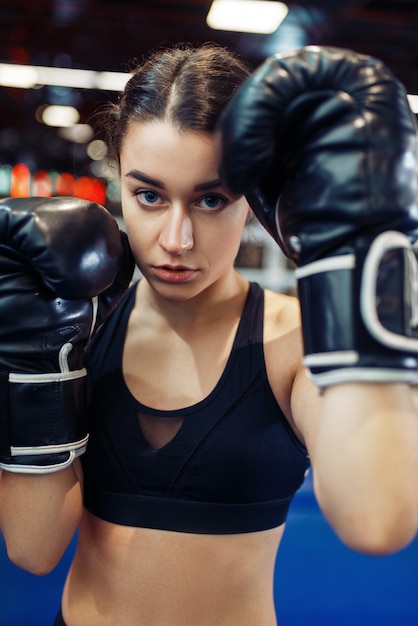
[0,196,134,472]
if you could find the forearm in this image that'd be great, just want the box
[311,383,418,554]
[0,459,83,574]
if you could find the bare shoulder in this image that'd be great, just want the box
[263,288,301,340]
[262,289,303,416]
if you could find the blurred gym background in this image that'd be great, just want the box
[1,1,418,624]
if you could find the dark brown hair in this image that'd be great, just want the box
[100,43,251,162]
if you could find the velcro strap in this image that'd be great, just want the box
[296,233,418,389]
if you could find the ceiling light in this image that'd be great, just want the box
[95,71,130,91]
[41,105,80,127]
[86,139,108,160]
[207,0,288,34]
[59,124,95,143]
[407,94,418,114]
[0,64,38,88]
[1,61,416,117]
[0,63,130,91]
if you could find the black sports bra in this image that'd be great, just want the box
[82,282,309,534]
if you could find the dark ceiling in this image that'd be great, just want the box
[1,0,418,175]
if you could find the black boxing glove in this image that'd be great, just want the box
[217,45,418,388]
[0,196,134,473]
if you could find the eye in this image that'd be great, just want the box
[135,189,163,207]
[197,193,227,211]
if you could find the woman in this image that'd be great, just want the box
[1,43,418,626]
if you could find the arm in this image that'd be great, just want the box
[291,372,418,554]
[0,197,134,571]
[0,462,83,574]
[217,46,418,554]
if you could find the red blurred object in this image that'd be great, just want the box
[73,176,106,205]
[55,172,75,196]
[32,170,52,197]
[8,45,30,64]
[11,163,31,197]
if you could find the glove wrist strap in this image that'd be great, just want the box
[296,232,418,389]
[0,372,89,473]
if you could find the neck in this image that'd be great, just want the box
[138,271,249,329]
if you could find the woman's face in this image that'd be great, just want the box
[119,119,249,301]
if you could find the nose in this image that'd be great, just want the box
[159,205,194,255]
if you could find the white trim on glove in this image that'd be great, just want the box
[361,230,418,352]
[295,254,355,279]
[307,367,418,388]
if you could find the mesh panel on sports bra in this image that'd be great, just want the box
[137,411,184,449]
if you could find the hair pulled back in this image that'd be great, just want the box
[101,43,251,162]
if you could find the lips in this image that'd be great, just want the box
[153,264,198,284]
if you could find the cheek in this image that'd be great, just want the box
[222,204,249,248]
[202,213,247,261]
[225,197,251,234]
[121,196,153,241]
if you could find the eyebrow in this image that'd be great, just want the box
[125,169,222,192]
[125,170,165,188]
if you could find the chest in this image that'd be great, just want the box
[122,312,240,411]
[83,285,310,533]
[87,357,308,512]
